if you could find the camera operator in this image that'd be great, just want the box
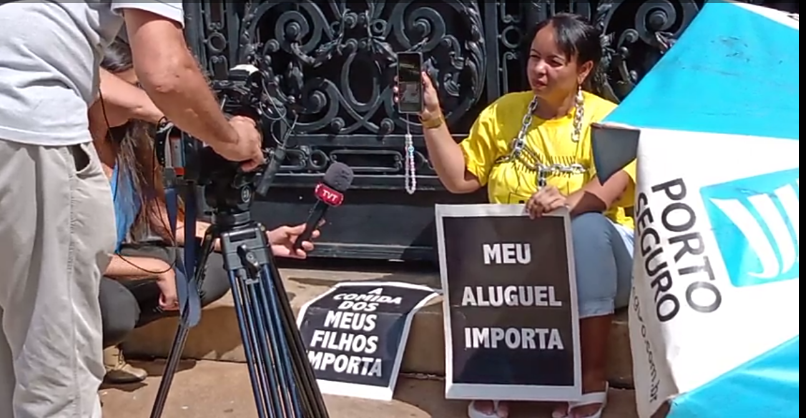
[0,3,263,417]
[92,38,321,384]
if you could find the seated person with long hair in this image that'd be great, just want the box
[396,14,636,418]
[90,39,319,384]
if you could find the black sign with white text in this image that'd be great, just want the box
[297,282,438,401]
[436,204,581,401]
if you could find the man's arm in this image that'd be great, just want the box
[121,9,238,149]
[98,68,163,124]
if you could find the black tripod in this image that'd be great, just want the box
[149,203,329,418]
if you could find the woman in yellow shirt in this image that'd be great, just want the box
[400,14,635,418]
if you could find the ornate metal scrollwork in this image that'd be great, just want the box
[592,0,704,101]
[493,1,701,101]
[197,1,486,180]
[244,0,486,135]
[184,0,795,183]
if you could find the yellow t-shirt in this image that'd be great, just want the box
[459,91,635,230]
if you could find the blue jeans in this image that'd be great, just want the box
[571,213,634,318]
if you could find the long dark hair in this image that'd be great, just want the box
[525,13,608,96]
[102,38,174,241]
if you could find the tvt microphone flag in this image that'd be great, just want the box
[294,162,354,249]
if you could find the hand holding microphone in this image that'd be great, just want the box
[267,223,322,259]
[292,162,354,251]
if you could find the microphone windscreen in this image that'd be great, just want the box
[322,163,354,192]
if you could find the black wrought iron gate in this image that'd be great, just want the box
[183,1,797,262]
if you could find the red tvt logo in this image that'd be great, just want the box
[315,183,344,206]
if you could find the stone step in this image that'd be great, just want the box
[123,267,634,387]
[100,360,638,418]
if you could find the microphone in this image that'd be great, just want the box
[292,162,354,250]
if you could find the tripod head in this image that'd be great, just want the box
[155,61,291,225]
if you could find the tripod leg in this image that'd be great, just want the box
[258,264,316,417]
[257,223,328,417]
[228,269,276,418]
[253,224,328,417]
[250,263,303,418]
[150,229,216,418]
[216,220,329,418]
[263,261,330,418]
[238,252,303,417]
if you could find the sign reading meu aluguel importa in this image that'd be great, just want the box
[296,281,438,401]
[436,204,582,402]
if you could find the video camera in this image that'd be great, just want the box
[148,58,333,418]
[154,62,290,215]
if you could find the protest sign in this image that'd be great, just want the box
[297,281,439,401]
[435,203,581,402]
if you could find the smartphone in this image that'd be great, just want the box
[396,52,423,114]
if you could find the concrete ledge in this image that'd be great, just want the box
[101,360,638,418]
[123,268,634,387]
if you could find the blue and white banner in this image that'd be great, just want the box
[591,1,799,417]
[628,129,798,418]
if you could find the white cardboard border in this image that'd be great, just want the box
[435,203,582,401]
[296,281,439,401]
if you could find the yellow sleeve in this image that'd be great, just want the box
[459,105,499,186]
[614,159,637,208]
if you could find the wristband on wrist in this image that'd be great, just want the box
[156,116,173,134]
[419,112,444,130]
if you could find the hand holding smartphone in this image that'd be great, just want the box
[396,52,423,114]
